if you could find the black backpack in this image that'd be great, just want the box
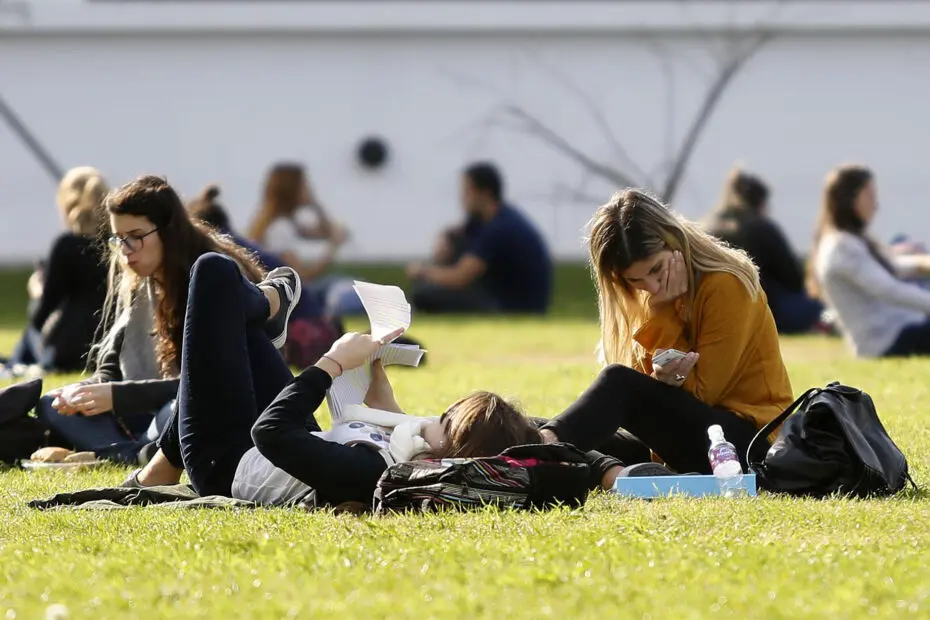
[0,379,49,465]
[373,443,591,514]
[747,382,915,498]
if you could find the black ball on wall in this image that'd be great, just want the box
[357,136,389,170]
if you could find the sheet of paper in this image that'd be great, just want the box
[324,281,424,423]
[326,343,426,423]
[352,281,411,343]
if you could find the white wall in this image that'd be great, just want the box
[2,1,930,262]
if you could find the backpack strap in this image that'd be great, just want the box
[746,387,821,467]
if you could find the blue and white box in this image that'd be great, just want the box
[613,473,757,498]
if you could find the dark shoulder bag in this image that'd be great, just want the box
[0,379,49,464]
[747,382,916,498]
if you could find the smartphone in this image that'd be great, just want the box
[652,349,688,366]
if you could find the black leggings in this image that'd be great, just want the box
[885,319,930,357]
[542,364,762,474]
[530,417,651,467]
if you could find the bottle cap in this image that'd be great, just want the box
[707,424,725,443]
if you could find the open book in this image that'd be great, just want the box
[325,281,426,423]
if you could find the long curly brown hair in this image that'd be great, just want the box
[101,175,266,376]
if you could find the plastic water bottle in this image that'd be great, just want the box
[707,425,746,497]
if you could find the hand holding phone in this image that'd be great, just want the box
[651,348,700,387]
[652,348,688,367]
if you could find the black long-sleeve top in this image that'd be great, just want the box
[707,208,805,297]
[250,366,622,502]
[30,233,108,370]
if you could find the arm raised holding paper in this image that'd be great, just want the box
[315,329,406,379]
[363,360,403,413]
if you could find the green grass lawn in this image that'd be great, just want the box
[0,265,928,618]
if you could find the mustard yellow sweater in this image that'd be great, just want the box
[632,271,794,429]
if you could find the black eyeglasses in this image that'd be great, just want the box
[108,228,160,253]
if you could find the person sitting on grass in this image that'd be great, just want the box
[809,164,930,358]
[704,167,825,335]
[187,183,347,368]
[247,162,362,317]
[31,175,268,466]
[539,188,795,476]
[407,162,553,314]
[124,253,630,505]
[6,167,109,374]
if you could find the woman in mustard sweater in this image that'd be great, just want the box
[541,188,794,474]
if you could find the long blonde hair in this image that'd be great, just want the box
[589,189,761,367]
[247,162,306,243]
[56,166,108,236]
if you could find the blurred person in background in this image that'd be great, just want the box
[3,167,109,374]
[407,162,552,314]
[704,167,824,334]
[247,162,362,317]
[810,164,930,357]
[189,184,344,368]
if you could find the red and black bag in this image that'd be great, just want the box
[373,443,591,514]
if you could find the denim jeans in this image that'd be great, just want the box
[36,396,174,464]
[771,290,824,335]
[303,276,366,317]
[410,280,499,314]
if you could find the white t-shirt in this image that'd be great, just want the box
[230,409,437,507]
[814,231,930,357]
[231,421,393,507]
[264,211,327,263]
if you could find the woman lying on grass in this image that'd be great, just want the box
[540,188,795,474]
[128,252,628,506]
[33,175,267,465]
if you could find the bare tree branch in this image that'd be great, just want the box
[438,67,510,100]
[0,93,62,182]
[489,104,641,189]
[442,0,782,208]
[521,50,652,185]
[551,182,608,207]
[660,32,772,203]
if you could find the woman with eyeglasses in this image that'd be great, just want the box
[31,175,270,467]
[4,167,109,374]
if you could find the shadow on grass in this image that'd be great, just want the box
[340,262,597,321]
[0,262,598,331]
[0,267,30,330]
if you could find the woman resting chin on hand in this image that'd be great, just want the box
[539,189,794,476]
